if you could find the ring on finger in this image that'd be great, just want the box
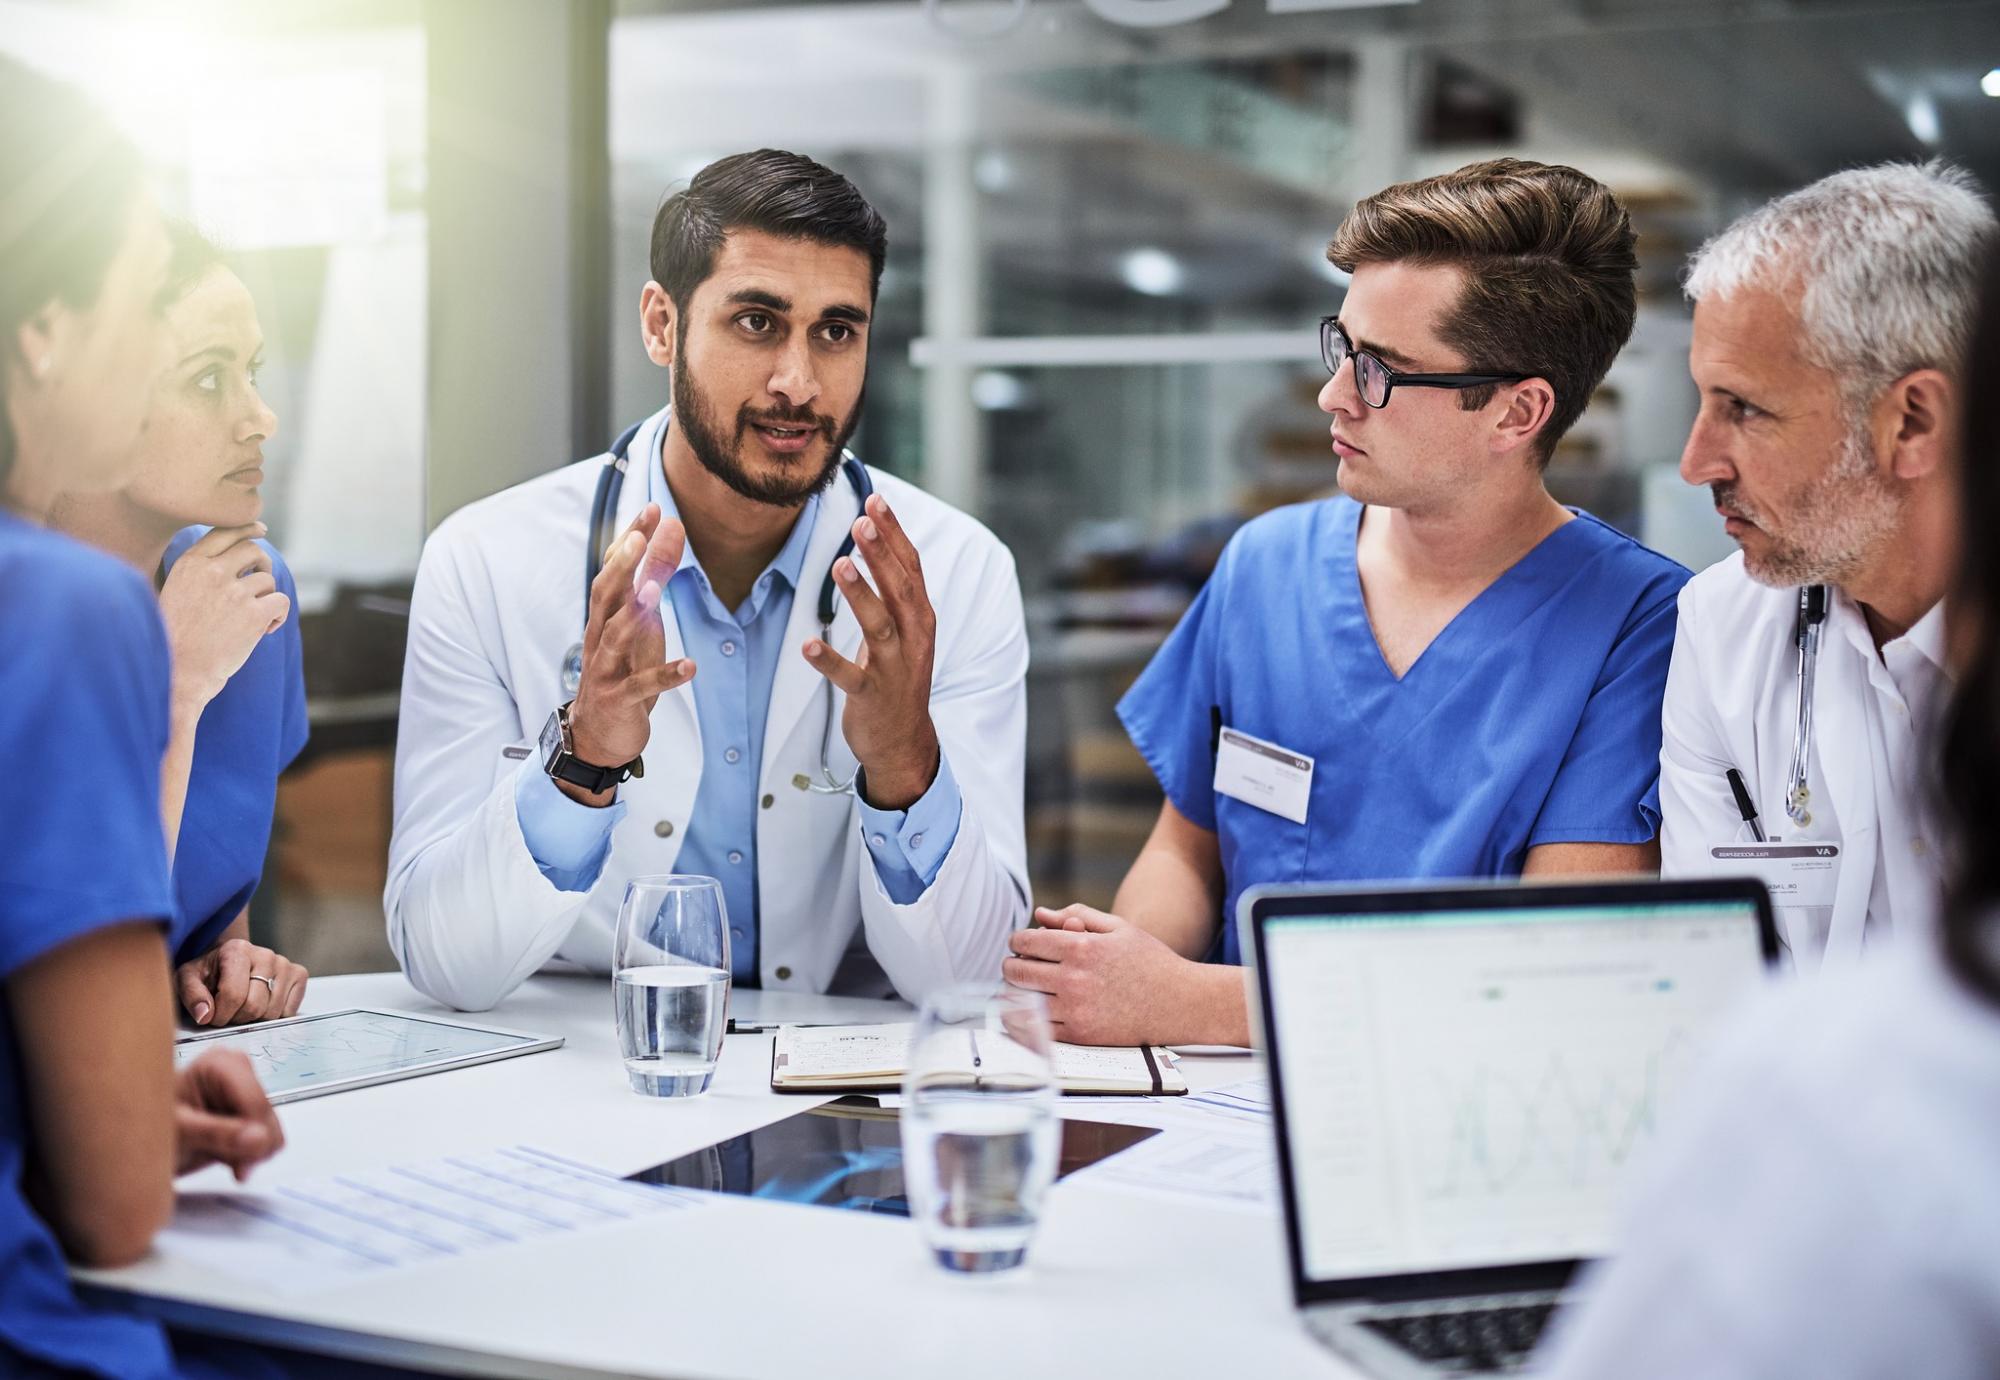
[249,974,277,993]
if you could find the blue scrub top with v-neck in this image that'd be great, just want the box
[1118,494,1689,965]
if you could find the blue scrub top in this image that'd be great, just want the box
[1118,495,1690,964]
[0,511,183,1378]
[160,529,309,963]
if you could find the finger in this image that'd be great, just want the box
[623,658,696,701]
[235,969,274,1024]
[280,964,309,1018]
[831,557,896,642]
[636,515,685,593]
[211,942,253,1025]
[1001,955,1061,994]
[185,522,267,559]
[187,1049,269,1116]
[234,571,277,599]
[258,590,292,635]
[1035,903,1119,933]
[176,960,216,1027]
[1009,928,1081,963]
[589,526,651,634]
[864,494,923,579]
[194,1052,286,1160]
[851,511,924,613]
[231,544,274,580]
[174,1105,267,1174]
[802,638,867,694]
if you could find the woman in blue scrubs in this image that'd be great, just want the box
[54,221,310,1027]
[1005,160,1690,1048]
[0,55,293,1379]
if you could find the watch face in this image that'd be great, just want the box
[540,708,565,771]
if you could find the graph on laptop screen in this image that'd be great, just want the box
[1263,901,1764,1282]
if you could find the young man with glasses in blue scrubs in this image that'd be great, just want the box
[1006,159,1691,1047]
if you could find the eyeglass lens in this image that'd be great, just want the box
[1323,323,1389,407]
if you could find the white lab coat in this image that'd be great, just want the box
[1537,944,2000,1380]
[385,405,1031,1012]
[1658,552,1947,970]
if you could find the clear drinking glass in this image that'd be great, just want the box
[613,875,730,1097]
[900,984,1060,1273]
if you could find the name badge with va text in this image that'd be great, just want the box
[1214,727,1314,826]
[1708,842,1841,907]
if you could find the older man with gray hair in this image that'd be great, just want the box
[1659,161,1994,969]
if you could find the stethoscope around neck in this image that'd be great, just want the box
[1786,584,1830,827]
[560,416,874,796]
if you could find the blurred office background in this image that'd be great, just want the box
[5,0,1993,975]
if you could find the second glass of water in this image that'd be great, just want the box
[613,875,730,1098]
[901,985,1059,1273]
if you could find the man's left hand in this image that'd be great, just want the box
[1002,904,1197,1046]
[802,493,940,810]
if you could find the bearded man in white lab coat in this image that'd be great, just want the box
[386,151,1028,1011]
[1660,161,1994,969]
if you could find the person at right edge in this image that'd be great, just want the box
[1537,239,2000,1380]
[1007,160,1689,1047]
[1658,163,1994,968]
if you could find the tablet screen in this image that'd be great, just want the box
[174,1009,543,1100]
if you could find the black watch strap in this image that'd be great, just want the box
[541,701,643,794]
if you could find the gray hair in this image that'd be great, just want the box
[1685,161,1994,414]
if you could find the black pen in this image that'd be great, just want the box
[1725,768,1767,843]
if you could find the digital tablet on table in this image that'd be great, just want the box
[172,1008,564,1105]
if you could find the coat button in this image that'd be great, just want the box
[775,965,792,981]
[761,794,775,809]
[654,820,675,838]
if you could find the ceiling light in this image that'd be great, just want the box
[1120,247,1184,297]
[1983,68,2000,98]
[1904,92,1942,146]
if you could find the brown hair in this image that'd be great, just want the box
[1328,158,1638,466]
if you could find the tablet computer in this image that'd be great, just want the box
[172,1008,564,1105]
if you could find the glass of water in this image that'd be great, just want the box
[613,875,730,1097]
[901,984,1059,1273]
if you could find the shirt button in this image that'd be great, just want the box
[721,640,737,657]
[910,832,925,849]
[761,793,775,809]
[725,748,742,765]
[870,833,887,849]
[731,926,745,941]
[654,820,675,838]
[1912,838,1928,857]
[775,965,793,981]
[728,850,744,865]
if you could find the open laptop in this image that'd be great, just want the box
[1241,877,1777,1376]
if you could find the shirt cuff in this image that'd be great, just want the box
[513,760,624,893]
[858,751,963,904]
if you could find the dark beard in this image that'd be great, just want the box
[672,342,860,509]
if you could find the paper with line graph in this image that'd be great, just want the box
[158,1147,706,1295]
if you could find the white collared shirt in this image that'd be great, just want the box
[1833,593,1949,948]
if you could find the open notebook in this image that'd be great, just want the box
[769,1023,1187,1096]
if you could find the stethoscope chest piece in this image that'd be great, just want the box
[561,642,584,698]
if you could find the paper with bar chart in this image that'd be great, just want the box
[1262,903,1765,1281]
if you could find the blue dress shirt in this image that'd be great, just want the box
[516,429,962,983]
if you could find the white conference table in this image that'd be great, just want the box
[80,970,1354,1380]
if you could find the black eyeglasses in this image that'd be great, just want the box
[1320,317,1529,409]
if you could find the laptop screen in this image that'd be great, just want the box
[1260,894,1767,1286]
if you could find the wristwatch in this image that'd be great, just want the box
[540,700,643,795]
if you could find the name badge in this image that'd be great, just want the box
[1708,842,1841,908]
[1214,727,1314,825]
